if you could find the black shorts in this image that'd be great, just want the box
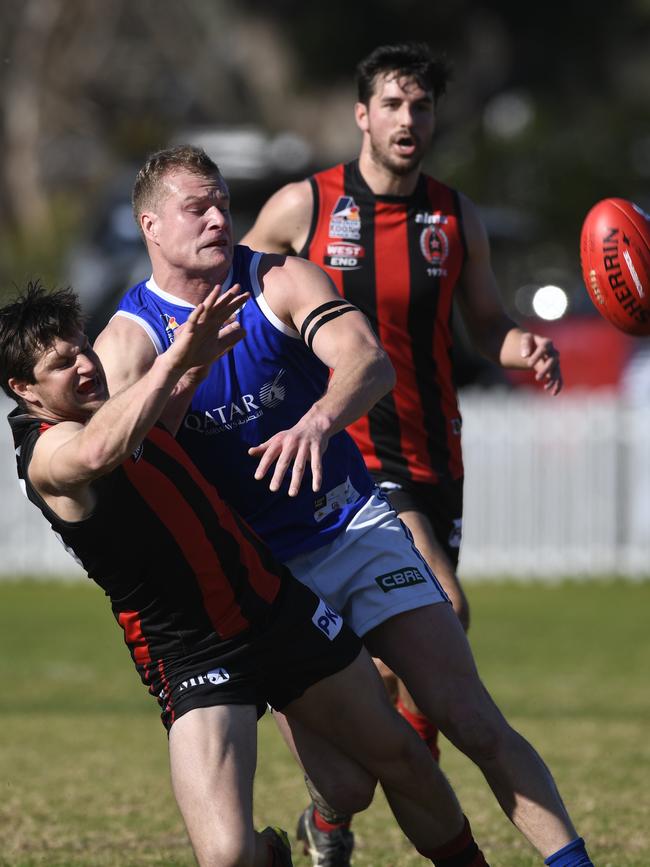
[370,473,464,569]
[152,578,362,732]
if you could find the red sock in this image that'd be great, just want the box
[396,697,441,762]
[418,816,489,866]
[312,806,351,832]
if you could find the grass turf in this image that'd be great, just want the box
[0,579,648,866]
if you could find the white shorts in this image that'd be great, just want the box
[285,489,450,637]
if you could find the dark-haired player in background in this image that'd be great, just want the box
[243,41,568,867]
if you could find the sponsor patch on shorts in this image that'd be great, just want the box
[375,566,428,593]
[312,599,343,640]
[177,668,230,692]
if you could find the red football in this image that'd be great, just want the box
[580,197,650,336]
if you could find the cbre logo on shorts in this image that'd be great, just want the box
[375,567,427,593]
[312,599,343,640]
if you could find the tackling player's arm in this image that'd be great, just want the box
[248,254,395,496]
[93,285,247,434]
[456,193,562,395]
[29,287,246,519]
[240,180,313,255]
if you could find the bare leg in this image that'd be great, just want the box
[378,509,470,725]
[281,647,467,852]
[273,709,377,816]
[168,705,273,867]
[401,509,469,629]
[365,603,578,859]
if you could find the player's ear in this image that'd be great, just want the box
[140,211,158,243]
[8,377,39,406]
[355,102,369,133]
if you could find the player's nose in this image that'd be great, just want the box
[77,350,97,375]
[397,102,415,126]
[206,204,228,228]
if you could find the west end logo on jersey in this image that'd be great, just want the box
[329,196,362,240]
[183,369,287,435]
[324,243,365,270]
[177,668,230,691]
[312,599,343,640]
[420,225,449,276]
[161,313,181,343]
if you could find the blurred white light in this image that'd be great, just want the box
[483,92,534,140]
[269,132,311,172]
[532,285,569,321]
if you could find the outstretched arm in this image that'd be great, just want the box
[456,193,562,395]
[93,285,247,434]
[248,255,395,496]
[31,285,247,507]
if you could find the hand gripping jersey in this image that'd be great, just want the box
[114,244,373,562]
[8,408,290,703]
[300,160,467,485]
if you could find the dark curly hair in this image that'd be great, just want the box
[356,42,451,106]
[0,280,83,402]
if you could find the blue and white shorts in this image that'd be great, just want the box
[285,488,450,637]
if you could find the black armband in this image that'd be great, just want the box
[299,299,351,341]
[305,306,357,350]
[300,299,360,350]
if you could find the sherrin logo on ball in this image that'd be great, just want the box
[580,197,650,336]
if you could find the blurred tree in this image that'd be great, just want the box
[0,0,648,308]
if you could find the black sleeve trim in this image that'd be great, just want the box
[297,177,319,258]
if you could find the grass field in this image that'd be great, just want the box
[0,579,648,867]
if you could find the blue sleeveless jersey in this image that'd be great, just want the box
[114,245,374,561]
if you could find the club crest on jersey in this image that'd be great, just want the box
[329,196,361,240]
[324,243,365,270]
[161,313,181,343]
[419,225,449,276]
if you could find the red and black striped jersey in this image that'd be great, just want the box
[8,408,287,688]
[300,160,467,484]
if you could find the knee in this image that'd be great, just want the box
[316,773,377,815]
[196,834,255,867]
